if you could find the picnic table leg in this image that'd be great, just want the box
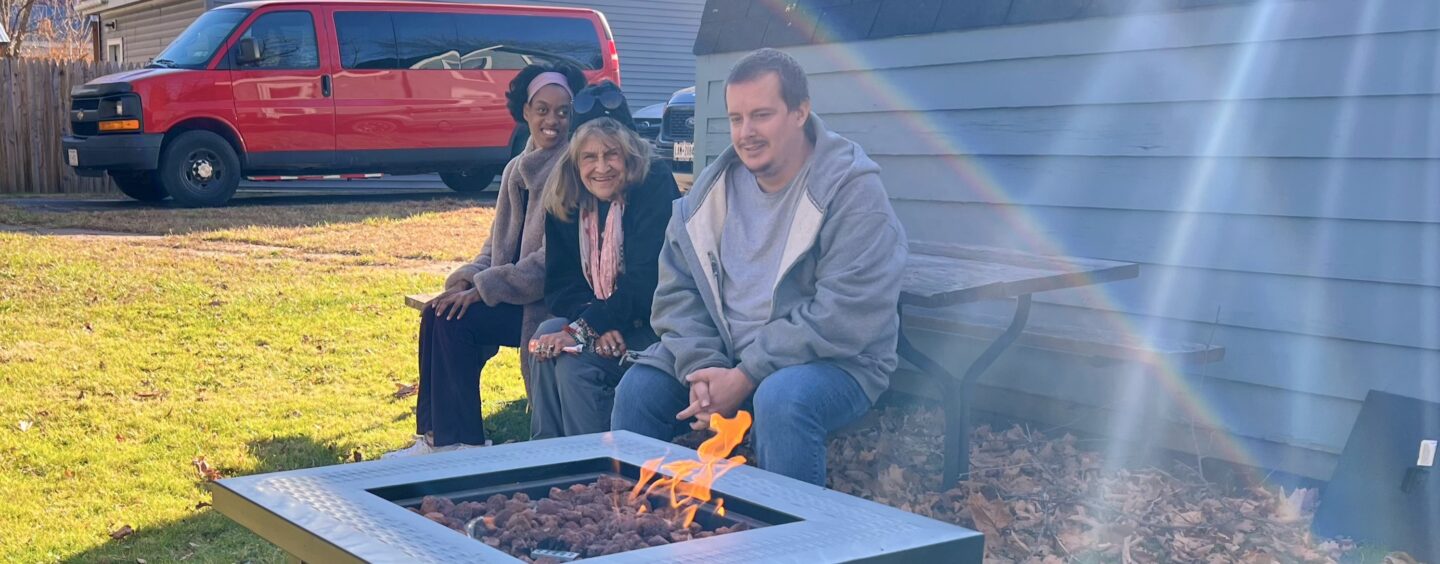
[895,317,962,482]
[949,294,1032,485]
[896,295,1033,487]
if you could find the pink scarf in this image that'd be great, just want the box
[579,199,625,300]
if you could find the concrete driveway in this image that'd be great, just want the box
[8,174,488,212]
[10,170,694,211]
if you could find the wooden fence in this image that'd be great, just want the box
[0,58,142,195]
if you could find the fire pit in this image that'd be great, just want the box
[210,427,983,562]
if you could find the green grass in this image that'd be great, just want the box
[0,200,526,563]
[0,196,497,264]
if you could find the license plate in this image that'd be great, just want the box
[67,149,79,167]
[673,141,693,162]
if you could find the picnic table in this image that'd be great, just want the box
[407,242,1191,490]
[896,241,1139,487]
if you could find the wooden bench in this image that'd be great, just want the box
[889,308,1226,421]
[900,310,1225,373]
[405,294,434,311]
[406,242,1224,488]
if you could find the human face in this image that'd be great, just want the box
[577,135,626,202]
[725,72,811,189]
[523,84,573,150]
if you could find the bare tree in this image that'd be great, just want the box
[1,0,40,57]
[3,0,91,60]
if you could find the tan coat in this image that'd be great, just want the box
[445,140,565,374]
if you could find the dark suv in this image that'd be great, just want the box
[656,86,694,175]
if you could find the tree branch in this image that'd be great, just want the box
[5,0,42,57]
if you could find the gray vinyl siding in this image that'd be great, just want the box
[695,0,1440,479]
[448,0,705,108]
[100,0,206,64]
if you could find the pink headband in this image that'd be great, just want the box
[527,72,573,102]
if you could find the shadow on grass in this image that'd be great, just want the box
[65,400,529,562]
[0,189,497,237]
[62,435,363,563]
[387,395,531,443]
[484,398,531,445]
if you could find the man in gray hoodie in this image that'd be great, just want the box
[612,48,908,486]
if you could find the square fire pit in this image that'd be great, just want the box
[210,431,983,562]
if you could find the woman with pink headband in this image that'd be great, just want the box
[387,63,587,458]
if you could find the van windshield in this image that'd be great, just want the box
[151,8,251,69]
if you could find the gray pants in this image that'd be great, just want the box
[527,317,656,440]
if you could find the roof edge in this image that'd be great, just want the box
[694,0,1277,56]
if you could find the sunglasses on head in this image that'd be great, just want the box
[573,88,625,115]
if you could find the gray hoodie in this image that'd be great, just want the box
[634,114,908,403]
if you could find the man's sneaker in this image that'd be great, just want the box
[381,435,433,459]
[430,439,492,454]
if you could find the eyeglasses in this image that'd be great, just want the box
[573,88,624,115]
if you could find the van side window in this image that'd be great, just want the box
[236,11,319,70]
[335,12,398,69]
[393,13,461,70]
[333,10,604,71]
[457,14,603,70]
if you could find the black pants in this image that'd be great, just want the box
[415,302,522,446]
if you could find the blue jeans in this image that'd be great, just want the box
[612,362,871,486]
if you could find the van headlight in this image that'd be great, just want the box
[100,94,140,119]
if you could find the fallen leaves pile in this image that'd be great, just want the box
[822,404,1364,564]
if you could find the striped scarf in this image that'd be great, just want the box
[579,199,625,300]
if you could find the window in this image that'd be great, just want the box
[236,11,319,70]
[153,8,250,69]
[335,12,397,70]
[106,38,123,62]
[457,15,602,70]
[393,13,460,70]
[334,10,603,71]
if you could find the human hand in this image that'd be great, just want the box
[593,331,626,358]
[682,379,713,430]
[676,367,754,431]
[444,278,474,293]
[430,288,482,320]
[529,331,580,362]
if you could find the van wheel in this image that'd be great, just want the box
[109,171,168,202]
[157,130,241,207]
[510,127,530,158]
[440,167,498,193]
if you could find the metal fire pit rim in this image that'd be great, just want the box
[211,431,984,563]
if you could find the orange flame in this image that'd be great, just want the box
[628,410,751,529]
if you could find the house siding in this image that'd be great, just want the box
[458,0,705,107]
[694,0,1440,479]
[99,0,206,64]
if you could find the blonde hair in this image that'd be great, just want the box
[543,118,651,222]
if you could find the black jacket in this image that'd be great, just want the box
[545,158,681,334]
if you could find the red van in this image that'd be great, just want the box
[62,0,619,206]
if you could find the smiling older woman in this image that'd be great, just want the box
[526,109,681,439]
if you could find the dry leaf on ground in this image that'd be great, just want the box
[192,457,223,481]
[393,383,418,399]
[823,403,1347,564]
[109,525,134,540]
